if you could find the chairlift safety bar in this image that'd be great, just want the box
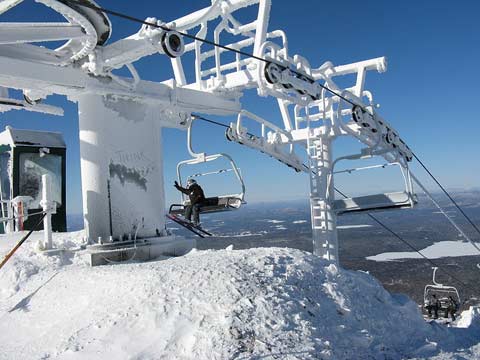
[187,167,237,178]
[333,162,397,175]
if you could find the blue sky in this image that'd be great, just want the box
[1,0,479,214]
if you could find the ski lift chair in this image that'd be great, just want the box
[169,153,246,216]
[332,160,417,215]
[423,267,461,318]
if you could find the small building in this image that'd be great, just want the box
[0,126,66,232]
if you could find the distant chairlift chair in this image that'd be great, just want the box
[423,267,461,318]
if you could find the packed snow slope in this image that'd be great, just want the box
[0,232,480,360]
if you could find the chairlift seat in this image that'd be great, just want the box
[199,196,243,213]
[169,196,244,216]
[334,191,416,215]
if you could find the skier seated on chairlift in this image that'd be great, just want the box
[425,294,440,319]
[174,178,206,228]
[445,296,458,321]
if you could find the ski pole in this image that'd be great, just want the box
[0,213,46,270]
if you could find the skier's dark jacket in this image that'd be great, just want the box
[175,183,206,205]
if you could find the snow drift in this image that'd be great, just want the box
[0,232,479,359]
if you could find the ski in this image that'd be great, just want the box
[166,214,213,237]
[169,214,213,236]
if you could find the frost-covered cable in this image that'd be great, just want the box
[191,114,229,129]
[0,210,48,224]
[410,172,480,254]
[413,153,480,239]
[192,114,258,138]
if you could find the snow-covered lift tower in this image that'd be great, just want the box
[0,0,414,265]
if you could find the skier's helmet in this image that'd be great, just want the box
[187,178,196,187]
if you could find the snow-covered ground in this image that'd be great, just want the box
[367,240,480,261]
[213,231,269,238]
[337,225,372,230]
[265,220,284,224]
[1,232,480,359]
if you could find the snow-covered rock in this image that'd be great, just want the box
[0,232,479,359]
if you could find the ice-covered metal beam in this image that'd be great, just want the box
[0,23,87,45]
[0,56,240,119]
[0,97,64,116]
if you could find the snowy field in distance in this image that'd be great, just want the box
[367,240,480,262]
[1,231,480,359]
[337,224,372,230]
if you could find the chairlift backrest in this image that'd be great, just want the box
[332,161,417,215]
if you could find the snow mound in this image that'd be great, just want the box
[1,234,480,359]
[0,231,86,299]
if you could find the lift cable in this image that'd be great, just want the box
[413,152,480,240]
[192,114,260,140]
[59,0,358,108]
[191,114,230,130]
[410,172,480,254]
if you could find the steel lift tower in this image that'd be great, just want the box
[0,0,415,265]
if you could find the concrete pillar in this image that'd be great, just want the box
[77,94,166,242]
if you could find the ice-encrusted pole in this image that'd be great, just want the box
[41,174,54,250]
